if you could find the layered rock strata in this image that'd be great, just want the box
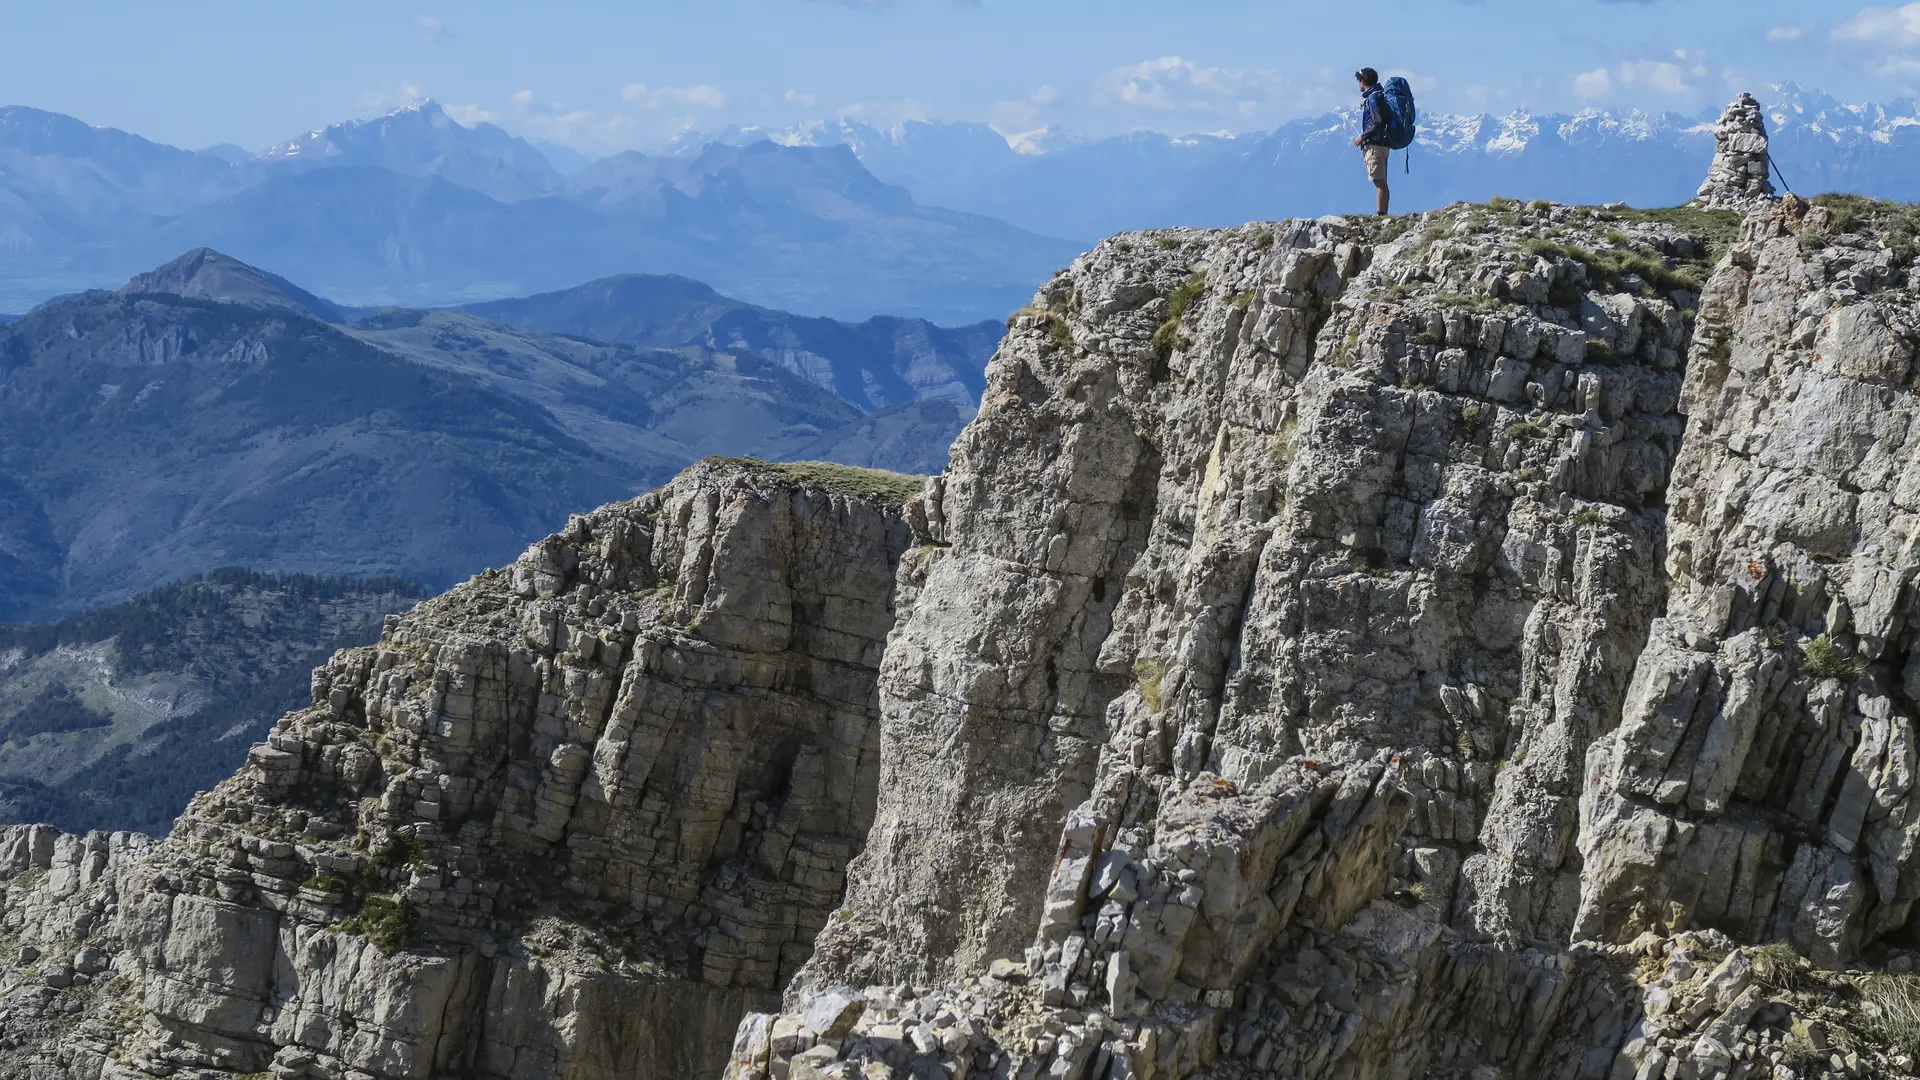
[0,458,923,1078]
[728,195,1920,1078]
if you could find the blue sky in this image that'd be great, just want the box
[1,0,1912,154]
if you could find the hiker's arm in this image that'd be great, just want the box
[1359,95,1387,143]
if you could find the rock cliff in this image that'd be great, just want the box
[0,458,923,1078]
[4,100,1920,1080]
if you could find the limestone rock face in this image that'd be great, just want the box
[728,201,1920,1076]
[1576,194,1920,969]
[1696,92,1777,210]
[0,458,923,1078]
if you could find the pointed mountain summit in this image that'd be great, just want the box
[259,98,562,201]
[119,247,351,322]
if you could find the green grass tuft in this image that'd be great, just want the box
[1151,272,1208,363]
[1749,941,1807,992]
[1134,659,1167,713]
[1858,971,1920,1059]
[1523,237,1703,298]
[1811,194,1920,266]
[702,458,925,506]
[1803,634,1863,682]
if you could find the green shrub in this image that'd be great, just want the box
[1049,314,1076,353]
[338,895,417,952]
[1803,635,1862,682]
[1154,236,1182,250]
[1151,272,1208,363]
[1506,420,1545,440]
[368,832,424,877]
[1572,506,1603,527]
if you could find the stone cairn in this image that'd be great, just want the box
[1695,92,1777,209]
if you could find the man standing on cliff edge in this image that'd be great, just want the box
[1353,68,1391,217]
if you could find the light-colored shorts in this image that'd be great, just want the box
[1364,144,1390,184]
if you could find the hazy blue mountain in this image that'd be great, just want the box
[345,307,863,467]
[0,105,247,256]
[783,399,976,475]
[0,102,1076,323]
[121,246,360,321]
[258,99,563,201]
[457,272,1000,410]
[0,280,633,622]
[534,139,595,176]
[0,249,979,622]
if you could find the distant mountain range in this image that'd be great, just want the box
[6,84,1912,320]
[459,273,997,411]
[0,248,985,622]
[0,100,1074,323]
[678,82,1920,241]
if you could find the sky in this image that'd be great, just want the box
[1,0,1914,156]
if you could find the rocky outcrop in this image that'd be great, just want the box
[0,458,924,1078]
[1575,194,1920,969]
[1696,93,1777,211]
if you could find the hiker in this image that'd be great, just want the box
[1353,68,1392,216]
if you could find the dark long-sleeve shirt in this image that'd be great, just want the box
[1360,86,1390,146]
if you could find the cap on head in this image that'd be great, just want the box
[1356,68,1380,87]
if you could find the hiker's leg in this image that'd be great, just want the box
[1376,180,1390,216]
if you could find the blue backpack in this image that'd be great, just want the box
[1380,77,1417,151]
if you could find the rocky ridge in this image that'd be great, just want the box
[2,100,1920,1080]
[0,458,925,1078]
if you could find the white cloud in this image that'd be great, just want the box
[1571,52,1709,102]
[1090,56,1326,120]
[988,85,1065,130]
[1832,5,1920,81]
[1766,25,1805,43]
[785,88,819,108]
[413,15,450,43]
[837,98,932,125]
[357,82,430,111]
[621,83,728,109]
[1834,4,1920,47]
[443,103,491,125]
